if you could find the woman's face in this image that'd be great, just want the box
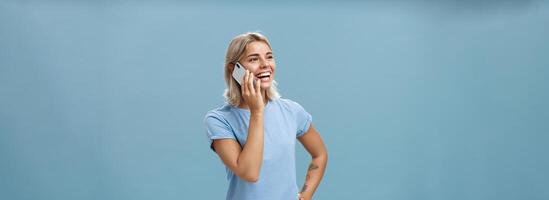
[239,41,275,90]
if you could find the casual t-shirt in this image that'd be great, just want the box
[204,98,312,200]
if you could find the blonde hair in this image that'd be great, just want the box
[223,32,281,107]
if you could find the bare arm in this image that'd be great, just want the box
[212,111,263,182]
[297,124,328,200]
[212,69,265,182]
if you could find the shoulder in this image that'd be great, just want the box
[204,103,234,123]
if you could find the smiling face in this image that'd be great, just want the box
[238,41,276,90]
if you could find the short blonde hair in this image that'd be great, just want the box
[223,32,281,107]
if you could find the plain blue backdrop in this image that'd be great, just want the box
[1,0,548,199]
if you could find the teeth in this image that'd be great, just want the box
[257,72,270,77]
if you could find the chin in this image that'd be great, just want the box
[260,82,272,90]
[261,84,271,90]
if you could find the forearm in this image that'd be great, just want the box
[237,111,264,179]
[299,154,327,199]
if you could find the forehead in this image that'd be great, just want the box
[244,41,272,55]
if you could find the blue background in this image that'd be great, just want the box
[1,0,548,199]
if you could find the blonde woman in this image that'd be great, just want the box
[204,32,328,200]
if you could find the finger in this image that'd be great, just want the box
[248,70,255,95]
[242,69,248,93]
[255,74,261,93]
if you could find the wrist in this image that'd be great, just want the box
[250,108,264,114]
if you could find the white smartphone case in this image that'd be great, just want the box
[232,62,246,86]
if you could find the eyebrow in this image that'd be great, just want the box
[246,52,273,58]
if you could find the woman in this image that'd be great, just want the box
[204,32,328,200]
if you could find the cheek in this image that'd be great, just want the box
[248,64,260,72]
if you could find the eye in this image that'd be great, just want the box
[249,57,259,62]
[267,55,274,60]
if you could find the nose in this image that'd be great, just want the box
[259,59,269,69]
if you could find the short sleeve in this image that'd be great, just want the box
[204,111,236,152]
[294,102,313,138]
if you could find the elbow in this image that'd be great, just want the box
[240,172,260,183]
[243,176,259,183]
[235,159,263,182]
[236,167,260,183]
[312,152,328,166]
[312,150,328,160]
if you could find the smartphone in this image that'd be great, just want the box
[232,62,256,86]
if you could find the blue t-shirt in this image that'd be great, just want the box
[204,98,312,200]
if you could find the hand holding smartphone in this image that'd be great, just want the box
[232,61,264,111]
